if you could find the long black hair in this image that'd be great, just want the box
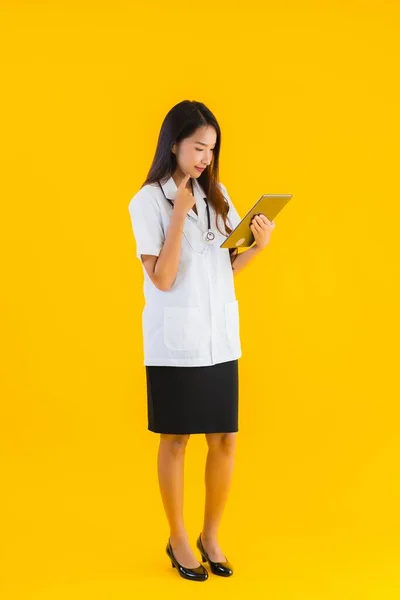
[141,100,238,265]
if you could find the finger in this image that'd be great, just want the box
[254,215,268,228]
[259,215,274,227]
[179,173,191,188]
[257,214,271,225]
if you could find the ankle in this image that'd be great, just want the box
[201,530,218,543]
[170,531,189,544]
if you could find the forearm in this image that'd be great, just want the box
[153,210,186,290]
[231,244,262,275]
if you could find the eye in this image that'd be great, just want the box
[196,148,215,151]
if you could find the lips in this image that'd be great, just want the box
[195,167,205,171]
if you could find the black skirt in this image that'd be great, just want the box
[145,359,239,434]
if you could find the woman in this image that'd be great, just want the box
[128,100,275,581]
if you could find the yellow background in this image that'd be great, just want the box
[1,1,399,597]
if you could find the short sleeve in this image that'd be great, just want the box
[128,190,165,260]
[219,182,242,230]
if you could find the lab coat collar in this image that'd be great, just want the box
[159,174,207,221]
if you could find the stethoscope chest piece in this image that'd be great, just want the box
[203,230,215,243]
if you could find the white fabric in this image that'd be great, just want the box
[128,175,243,366]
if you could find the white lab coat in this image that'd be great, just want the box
[128,175,242,366]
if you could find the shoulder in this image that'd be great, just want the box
[128,183,161,212]
[218,181,231,200]
[218,181,232,207]
[218,181,228,195]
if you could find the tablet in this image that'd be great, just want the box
[220,193,293,249]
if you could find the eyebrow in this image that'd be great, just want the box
[194,141,216,147]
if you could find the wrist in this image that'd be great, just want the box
[251,243,262,254]
[171,210,187,226]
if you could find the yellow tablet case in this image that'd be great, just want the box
[220,193,293,249]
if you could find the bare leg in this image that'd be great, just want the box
[157,433,200,568]
[201,432,237,561]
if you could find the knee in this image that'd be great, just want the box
[206,432,237,454]
[160,433,191,454]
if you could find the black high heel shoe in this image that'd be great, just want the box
[166,538,208,581]
[196,532,234,577]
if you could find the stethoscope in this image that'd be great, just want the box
[157,179,216,244]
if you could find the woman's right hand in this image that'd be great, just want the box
[173,172,195,216]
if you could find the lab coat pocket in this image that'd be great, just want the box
[164,306,201,351]
[225,300,240,346]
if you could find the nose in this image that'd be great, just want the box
[202,150,213,165]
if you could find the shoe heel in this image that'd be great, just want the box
[200,553,207,562]
[171,561,176,568]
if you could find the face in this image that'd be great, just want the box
[172,125,217,178]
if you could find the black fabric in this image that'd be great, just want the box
[145,359,239,434]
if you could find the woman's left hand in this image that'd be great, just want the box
[250,213,276,251]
